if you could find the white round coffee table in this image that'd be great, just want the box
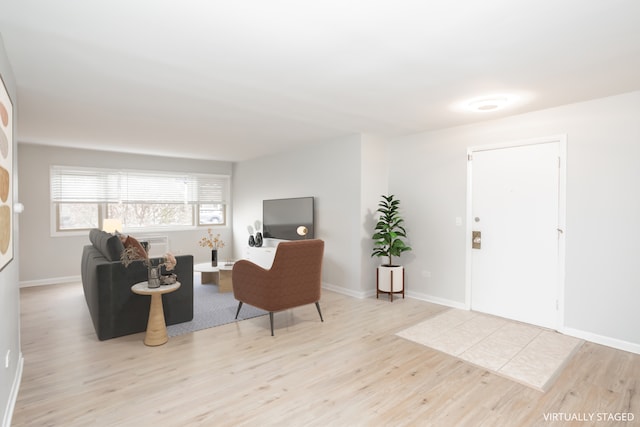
[194,262,219,284]
[194,262,235,292]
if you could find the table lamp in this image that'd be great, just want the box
[103,218,123,233]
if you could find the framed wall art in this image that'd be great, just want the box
[0,72,13,271]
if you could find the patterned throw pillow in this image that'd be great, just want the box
[120,235,148,260]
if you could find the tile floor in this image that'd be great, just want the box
[396,308,583,391]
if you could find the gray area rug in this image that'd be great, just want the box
[167,279,267,337]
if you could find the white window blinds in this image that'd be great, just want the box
[51,166,228,204]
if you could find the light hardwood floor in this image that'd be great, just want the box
[14,283,640,426]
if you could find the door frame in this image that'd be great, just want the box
[464,134,567,330]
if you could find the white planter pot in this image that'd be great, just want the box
[376,265,404,301]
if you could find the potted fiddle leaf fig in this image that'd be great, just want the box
[371,194,412,301]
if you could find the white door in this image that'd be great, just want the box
[470,141,562,329]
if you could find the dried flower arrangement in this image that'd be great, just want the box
[199,228,225,250]
[120,246,177,271]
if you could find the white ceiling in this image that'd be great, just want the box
[1,0,639,162]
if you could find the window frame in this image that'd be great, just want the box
[50,166,230,236]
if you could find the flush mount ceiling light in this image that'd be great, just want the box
[450,92,533,115]
[465,94,516,112]
[468,96,509,111]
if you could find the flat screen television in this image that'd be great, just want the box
[263,197,314,241]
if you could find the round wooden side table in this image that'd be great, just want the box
[131,281,181,346]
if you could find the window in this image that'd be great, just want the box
[50,166,229,233]
[198,203,226,226]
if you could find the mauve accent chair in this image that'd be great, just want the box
[232,239,325,335]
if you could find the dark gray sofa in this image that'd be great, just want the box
[81,229,194,341]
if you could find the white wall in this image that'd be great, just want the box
[390,91,640,352]
[232,134,370,296]
[0,34,22,427]
[17,144,234,285]
[360,134,390,294]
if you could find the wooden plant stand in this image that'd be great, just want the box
[376,266,405,302]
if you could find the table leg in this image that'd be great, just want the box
[144,293,168,346]
[218,269,233,292]
[201,271,218,284]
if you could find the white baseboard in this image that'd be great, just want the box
[322,283,467,306]
[562,326,640,355]
[3,352,23,427]
[406,290,467,310]
[19,275,81,288]
[321,282,373,299]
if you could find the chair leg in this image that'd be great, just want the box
[235,301,243,319]
[269,312,274,336]
[315,302,324,322]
